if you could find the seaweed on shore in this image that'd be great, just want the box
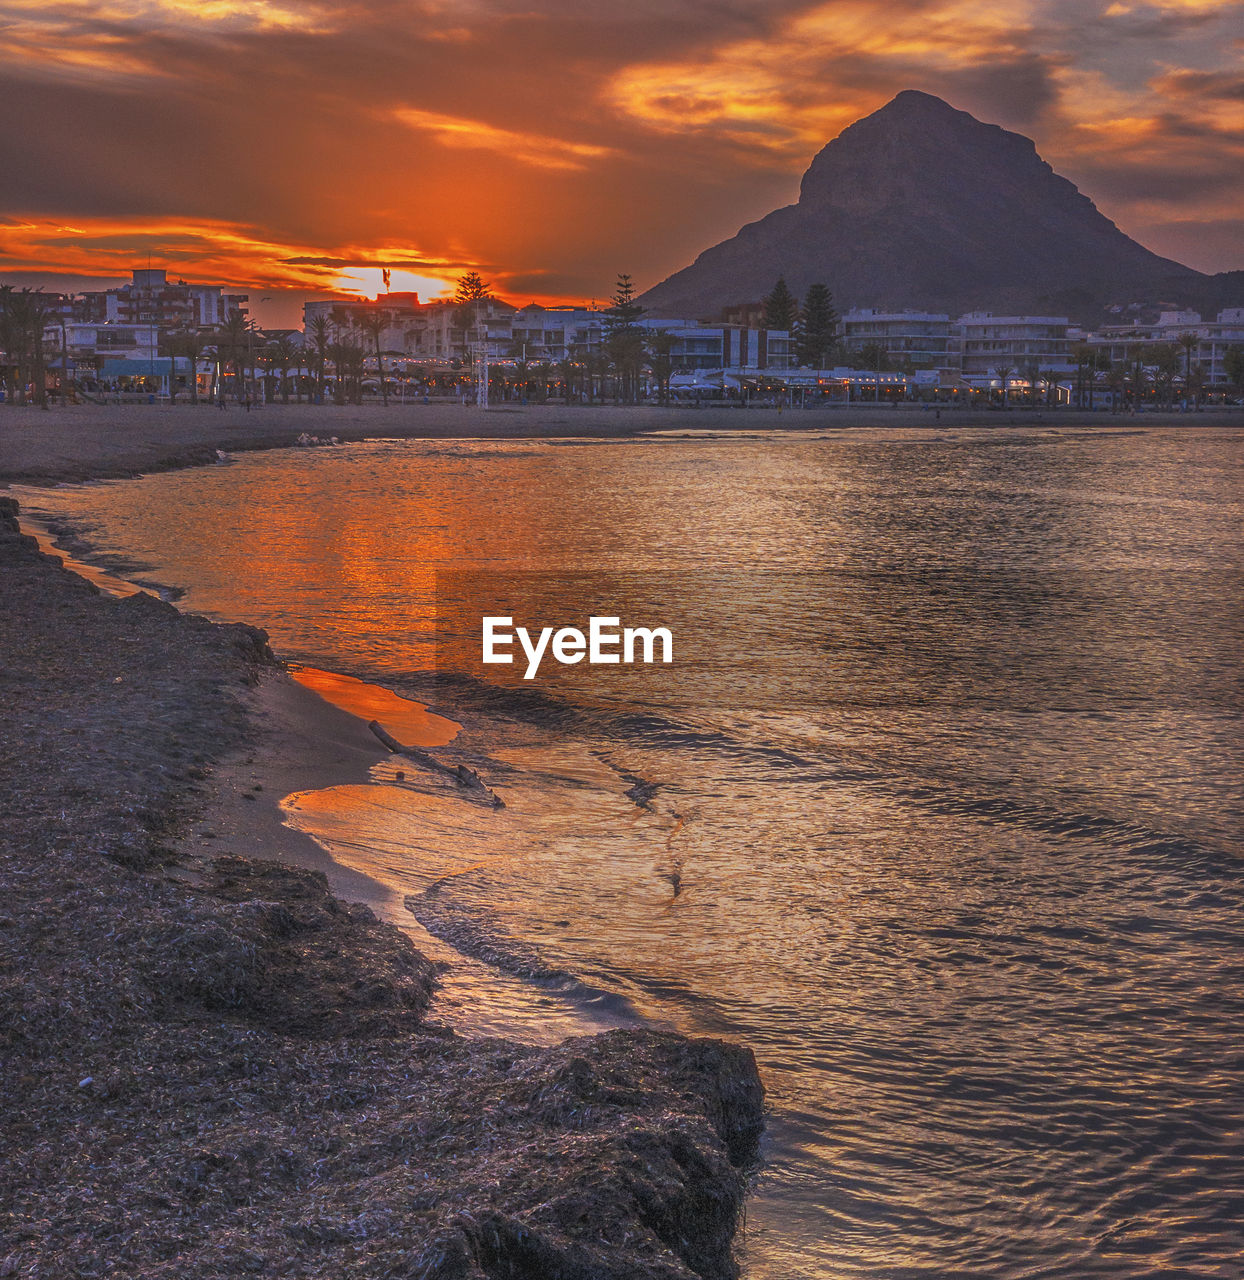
[0,496,763,1279]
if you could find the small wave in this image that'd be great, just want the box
[405,886,644,1026]
[407,667,1236,873]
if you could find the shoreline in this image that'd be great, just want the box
[13,499,643,1043]
[2,399,1242,488]
[0,495,765,1277]
[175,662,644,1044]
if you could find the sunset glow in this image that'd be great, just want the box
[2,0,1242,322]
[330,267,455,303]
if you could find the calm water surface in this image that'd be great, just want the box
[22,425,1244,1278]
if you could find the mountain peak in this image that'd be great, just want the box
[637,92,1203,321]
[798,92,1040,208]
[882,89,961,113]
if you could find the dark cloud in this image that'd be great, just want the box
[932,54,1066,128]
[1153,68,1244,102]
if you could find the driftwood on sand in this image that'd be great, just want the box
[368,719,506,808]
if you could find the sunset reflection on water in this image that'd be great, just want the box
[19,427,1244,1280]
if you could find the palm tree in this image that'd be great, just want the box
[215,311,257,404]
[556,354,578,405]
[1177,332,1200,409]
[267,333,298,404]
[506,340,530,402]
[1020,359,1042,407]
[1224,345,1244,403]
[162,327,206,404]
[355,310,389,405]
[1128,346,1149,413]
[328,339,365,404]
[1105,359,1127,413]
[993,365,1015,409]
[586,348,610,405]
[1071,343,1094,410]
[1150,343,1181,409]
[0,287,51,407]
[307,314,332,403]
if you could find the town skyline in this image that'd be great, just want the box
[3,0,1244,327]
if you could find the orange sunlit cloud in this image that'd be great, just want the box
[1,0,1243,321]
[389,107,614,171]
[0,217,484,306]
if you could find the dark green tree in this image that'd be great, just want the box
[646,329,676,406]
[307,314,331,402]
[762,277,798,331]
[453,271,492,332]
[0,286,51,407]
[603,274,646,404]
[355,310,390,405]
[794,283,838,368]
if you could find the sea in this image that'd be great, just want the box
[17,423,1244,1278]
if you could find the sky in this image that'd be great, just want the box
[1,0,1242,326]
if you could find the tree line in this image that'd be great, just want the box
[6,275,1244,408]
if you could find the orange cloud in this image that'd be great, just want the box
[0,215,585,312]
[389,107,614,171]
[609,0,1036,155]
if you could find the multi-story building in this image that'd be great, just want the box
[956,313,1075,378]
[41,320,181,392]
[634,319,794,371]
[75,268,247,329]
[842,310,956,375]
[1089,310,1244,387]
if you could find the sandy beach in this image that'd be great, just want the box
[3,399,1242,487]
[0,477,764,1277]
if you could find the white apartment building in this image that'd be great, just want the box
[842,310,957,375]
[1090,310,1244,386]
[956,313,1076,377]
[75,269,247,329]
